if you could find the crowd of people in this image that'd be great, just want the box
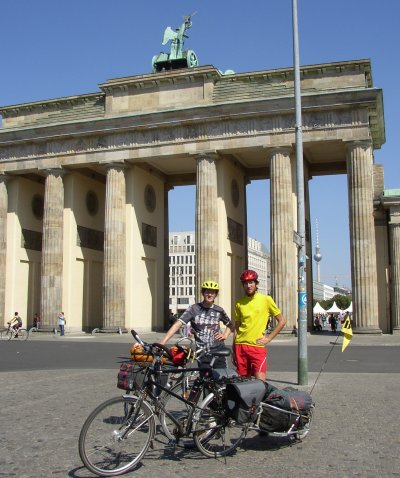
[313,311,352,332]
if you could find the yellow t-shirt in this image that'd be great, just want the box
[234,292,281,347]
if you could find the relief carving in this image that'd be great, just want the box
[0,109,360,162]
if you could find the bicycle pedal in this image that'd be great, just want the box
[166,439,177,449]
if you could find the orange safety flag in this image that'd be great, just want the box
[341,317,353,352]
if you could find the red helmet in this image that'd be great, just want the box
[240,269,258,282]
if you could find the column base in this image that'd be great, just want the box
[391,327,400,335]
[99,327,128,334]
[353,327,382,335]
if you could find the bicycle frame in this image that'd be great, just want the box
[140,364,214,439]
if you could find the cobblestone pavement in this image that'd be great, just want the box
[1,364,400,478]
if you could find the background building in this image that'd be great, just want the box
[313,281,335,302]
[169,232,196,315]
[247,237,270,295]
[169,232,270,314]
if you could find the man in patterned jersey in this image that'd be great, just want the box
[233,270,286,381]
[160,280,234,367]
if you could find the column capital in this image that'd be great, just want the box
[191,151,219,162]
[266,146,293,158]
[345,139,373,153]
[0,173,10,185]
[103,161,129,173]
[387,205,400,225]
[43,167,67,178]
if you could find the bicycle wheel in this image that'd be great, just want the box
[193,403,247,458]
[159,382,195,448]
[7,329,14,340]
[17,329,27,341]
[0,329,9,340]
[79,395,155,477]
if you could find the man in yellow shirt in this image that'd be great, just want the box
[233,270,286,381]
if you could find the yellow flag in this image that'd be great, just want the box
[341,317,353,352]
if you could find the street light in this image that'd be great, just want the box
[292,0,308,385]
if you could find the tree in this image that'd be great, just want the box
[320,294,351,311]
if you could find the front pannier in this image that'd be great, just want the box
[225,379,266,424]
[117,362,148,391]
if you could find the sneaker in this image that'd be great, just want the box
[14,335,19,338]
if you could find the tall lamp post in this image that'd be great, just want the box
[292,0,308,385]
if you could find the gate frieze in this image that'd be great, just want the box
[0,109,366,166]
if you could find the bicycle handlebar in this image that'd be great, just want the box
[131,329,144,346]
[130,329,173,360]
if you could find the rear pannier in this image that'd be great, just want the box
[225,379,266,424]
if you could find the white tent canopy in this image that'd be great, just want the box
[343,302,353,313]
[326,301,342,314]
[313,302,326,314]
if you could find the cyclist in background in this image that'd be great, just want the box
[8,312,23,338]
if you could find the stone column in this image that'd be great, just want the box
[0,174,9,324]
[40,168,65,329]
[195,152,219,298]
[102,163,126,331]
[270,147,296,327]
[347,141,381,333]
[389,208,400,334]
[164,184,172,329]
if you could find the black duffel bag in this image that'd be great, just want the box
[266,387,313,412]
[259,387,313,432]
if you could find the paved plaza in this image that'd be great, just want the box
[1,332,399,477]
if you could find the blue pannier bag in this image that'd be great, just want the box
[225,379,266,424]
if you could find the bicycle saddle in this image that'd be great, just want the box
[209,347,231,357]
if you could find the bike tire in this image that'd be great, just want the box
[79,395,155,477]
[17,329,28,341]
[193,402,247,458]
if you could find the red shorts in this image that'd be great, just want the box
[234,344,267,376]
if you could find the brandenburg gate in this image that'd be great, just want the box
[0,59,399,334]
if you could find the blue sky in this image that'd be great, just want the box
[1,1,399,288]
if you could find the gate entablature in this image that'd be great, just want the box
[1,60,383,180]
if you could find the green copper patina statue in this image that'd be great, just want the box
[152,13,199,72]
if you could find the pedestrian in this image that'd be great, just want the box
[58,312,66,336]
[33,312,40,329]
[160,280,234,368]
[8,312,23,338]
[329,314,337,332]
[314,315,322,332]
[233,269,286,381]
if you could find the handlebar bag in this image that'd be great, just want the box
[130,344,168,363]
[225,379,266,424]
